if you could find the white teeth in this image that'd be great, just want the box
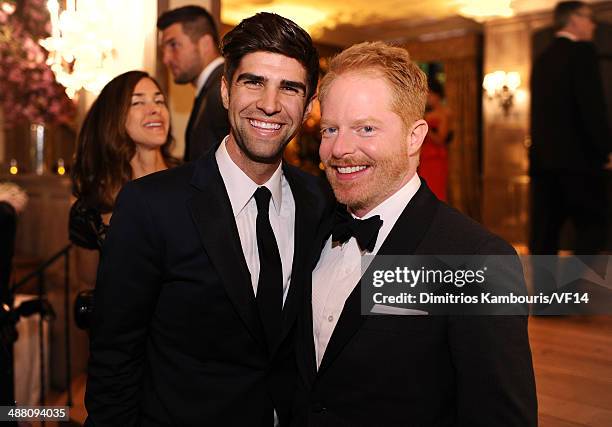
[337,166,367,174]
[250,119,281,130]
[144,122,162,128]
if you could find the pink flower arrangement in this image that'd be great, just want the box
[0,0,75,127]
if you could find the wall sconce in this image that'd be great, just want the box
[483,71,521,116]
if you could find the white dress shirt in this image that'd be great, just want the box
[215,138,295,304]
[195,56,225,96]
[312,174,421,368]
[555,31,578,41]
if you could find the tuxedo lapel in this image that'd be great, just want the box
[317,182,439,375]
[187,151,264,345]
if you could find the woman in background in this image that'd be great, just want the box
[418,79,452,202]
[70,71,178,325]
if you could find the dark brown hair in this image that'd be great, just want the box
[72,71,178,213]
[157,5,219,47]
[221,12,319,101]
[554,1,588,31]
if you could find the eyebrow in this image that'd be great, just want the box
[236,73,307,93]
[319,117,384,127]
[131,92,163,97]
[162,37,176,46]
[236,73,264,83]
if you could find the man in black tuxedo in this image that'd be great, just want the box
[293,42,537,426]
[158,5,230,162]
[85,13,327,426]
[530,1,612,255]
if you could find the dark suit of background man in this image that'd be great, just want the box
[293,42,537,426]
[530,1,612,255]
[85,13,327,426]
[0,201,17,409]
[0,186,27,413]
[157,5,230,162]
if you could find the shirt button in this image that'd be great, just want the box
[327,315,334,322]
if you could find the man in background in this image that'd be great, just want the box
[530,0,612,255]
[157,5,229,161]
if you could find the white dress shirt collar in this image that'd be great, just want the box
[215,136,283,217]
[555,31,578,41]
[195,56,225,96]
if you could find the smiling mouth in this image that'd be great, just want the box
[336,165,368,174]
[249,119,282,130]
[144,122,163,128]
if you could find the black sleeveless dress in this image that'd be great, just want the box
[68,199,107,329]
[68,199,108,250]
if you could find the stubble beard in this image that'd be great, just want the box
[232,123,289,165]
[326,154,410,214]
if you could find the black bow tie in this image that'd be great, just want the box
[331,205,384,252]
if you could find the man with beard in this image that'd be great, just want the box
[293,41,537,426]
[86,13,328,426]
[158,5,230,161]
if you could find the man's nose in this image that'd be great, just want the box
[256,86,282,115]
[330,130,356,159]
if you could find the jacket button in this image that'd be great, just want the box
[311,402,326,413]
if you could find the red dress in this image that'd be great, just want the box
[418,116,448,201]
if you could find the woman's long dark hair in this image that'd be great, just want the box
[72,71,178,213]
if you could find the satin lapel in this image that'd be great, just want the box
[187,151,264,345]
[273,165,318,354]
[317,183,439,375]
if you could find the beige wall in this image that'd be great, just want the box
[481,12,548,247]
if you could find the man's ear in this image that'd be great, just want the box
[407,119,428,156]
[302,95,316,122]
[221,76,230,109]
[198,34,216,58]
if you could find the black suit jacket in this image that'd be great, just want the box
[0,201,16,304]
[294,182,537,426]
[185,62,230,162]
[85,148,330,426]
[530,37,611,174]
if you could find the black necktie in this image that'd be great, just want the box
[253,187,283,350]
[331,205,384,252]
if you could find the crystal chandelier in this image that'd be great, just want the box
[39,0,116,99]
